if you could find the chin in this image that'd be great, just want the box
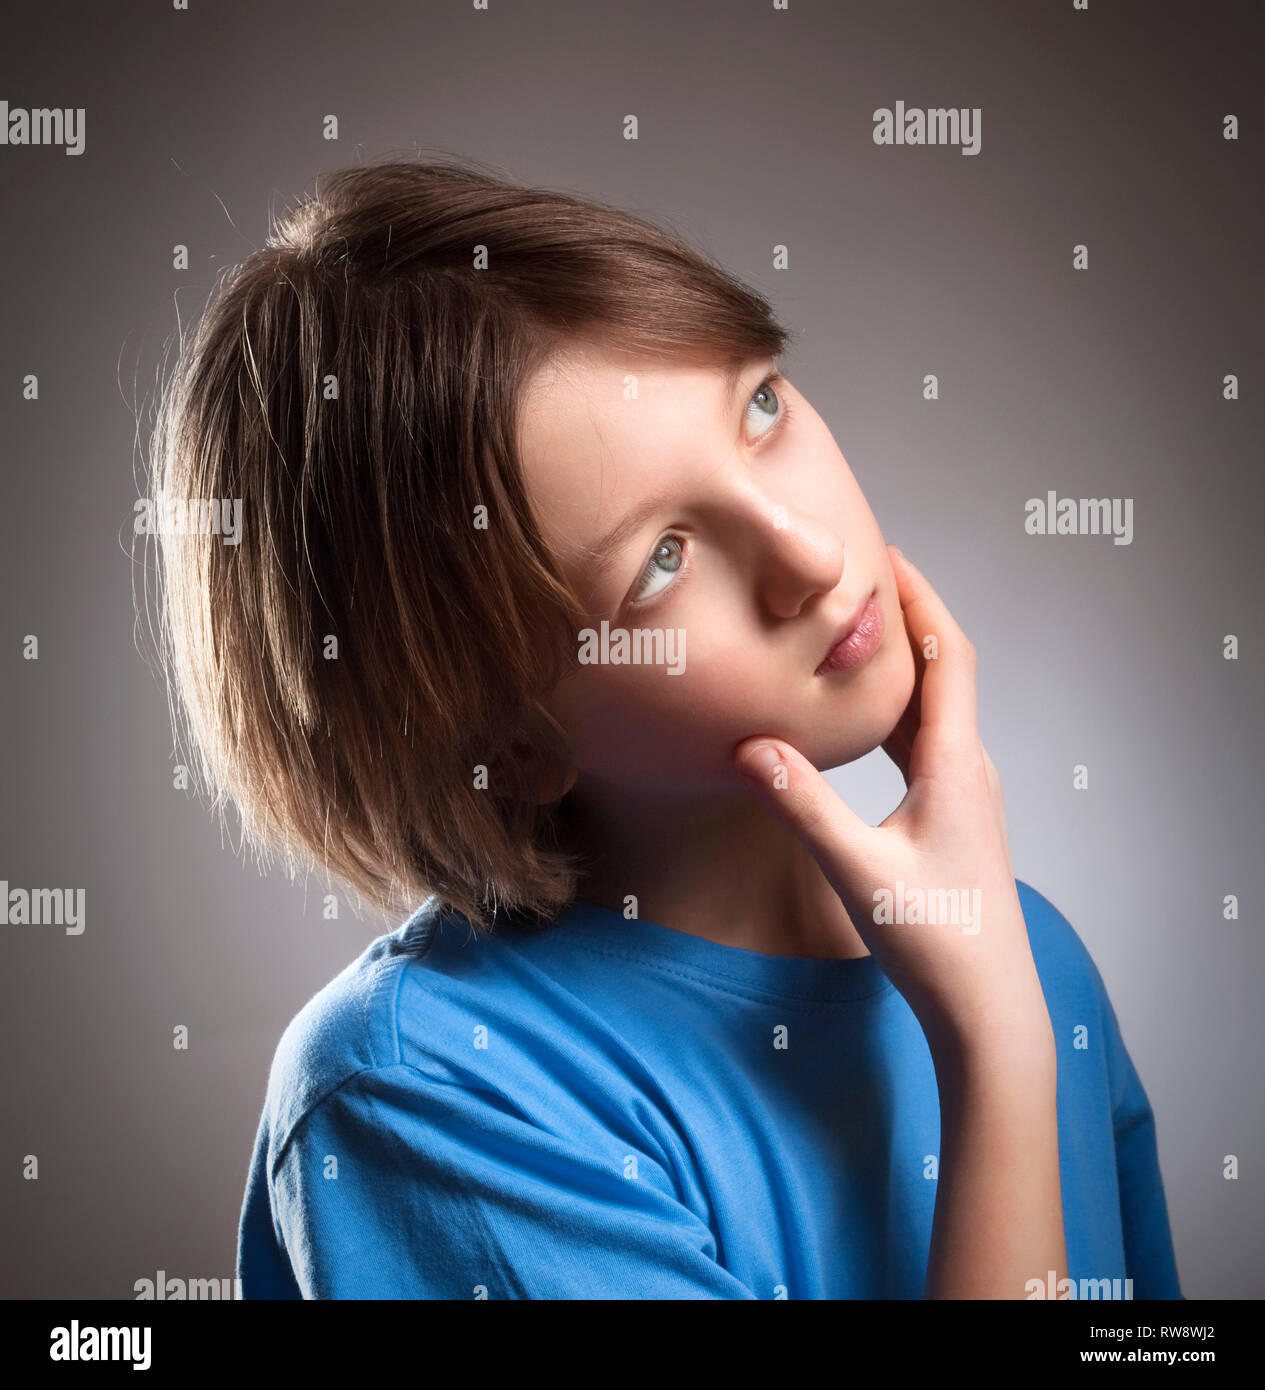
[810,637,917,771]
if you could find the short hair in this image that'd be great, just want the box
[149,153,790,932]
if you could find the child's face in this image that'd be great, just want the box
[517,343,917,799]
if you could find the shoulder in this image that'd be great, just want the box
[256,899,576,1162]
[1015,878,1137,1076]
[1016,878,1106,994]
[258,900,459,1149]
[1014,878,1122,1034]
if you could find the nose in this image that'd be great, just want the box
[751,501,845,620]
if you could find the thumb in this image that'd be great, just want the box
[733,737,879,915]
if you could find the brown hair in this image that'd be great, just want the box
[149,153,790,932]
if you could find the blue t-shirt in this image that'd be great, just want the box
[236,880,1183,1299]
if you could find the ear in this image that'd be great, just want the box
[533,760,578,805]
[506,737,578,805]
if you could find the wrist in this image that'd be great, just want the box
[921,995,1057,1084]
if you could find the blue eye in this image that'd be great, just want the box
[747,379,783,438]
[630,535,684,604]
[625,372,792,607]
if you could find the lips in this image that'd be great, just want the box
[814,587,885,676]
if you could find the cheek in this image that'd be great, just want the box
[566,660,760,775]
[562,607,918,786]
[810,622,917,764]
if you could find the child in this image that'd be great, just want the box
[153,155,1182,1299]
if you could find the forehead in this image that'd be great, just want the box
[516,343,748,589]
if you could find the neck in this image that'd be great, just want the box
[555,778,870,960]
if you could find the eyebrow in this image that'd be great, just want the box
[581,357,762,585]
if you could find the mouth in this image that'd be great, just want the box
[814,586,884,676]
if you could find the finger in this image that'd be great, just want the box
[881,729,910,784]
[882,658,924,783]
[981,745,1001,797]
[980,743,1009,832]
[733,736,878,911]
[881,719,917,786]
[887,548,978,750]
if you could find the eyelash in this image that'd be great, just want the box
[626,372,794,609]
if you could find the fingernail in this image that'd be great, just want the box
[891,546,904,559]
[738,743,782,782]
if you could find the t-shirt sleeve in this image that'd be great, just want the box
[269,1062,759,1299]
[1099,987,1184,1299]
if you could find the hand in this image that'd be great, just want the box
[734,546,1045,1052]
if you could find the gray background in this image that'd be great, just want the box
[1,0,1261,1299]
